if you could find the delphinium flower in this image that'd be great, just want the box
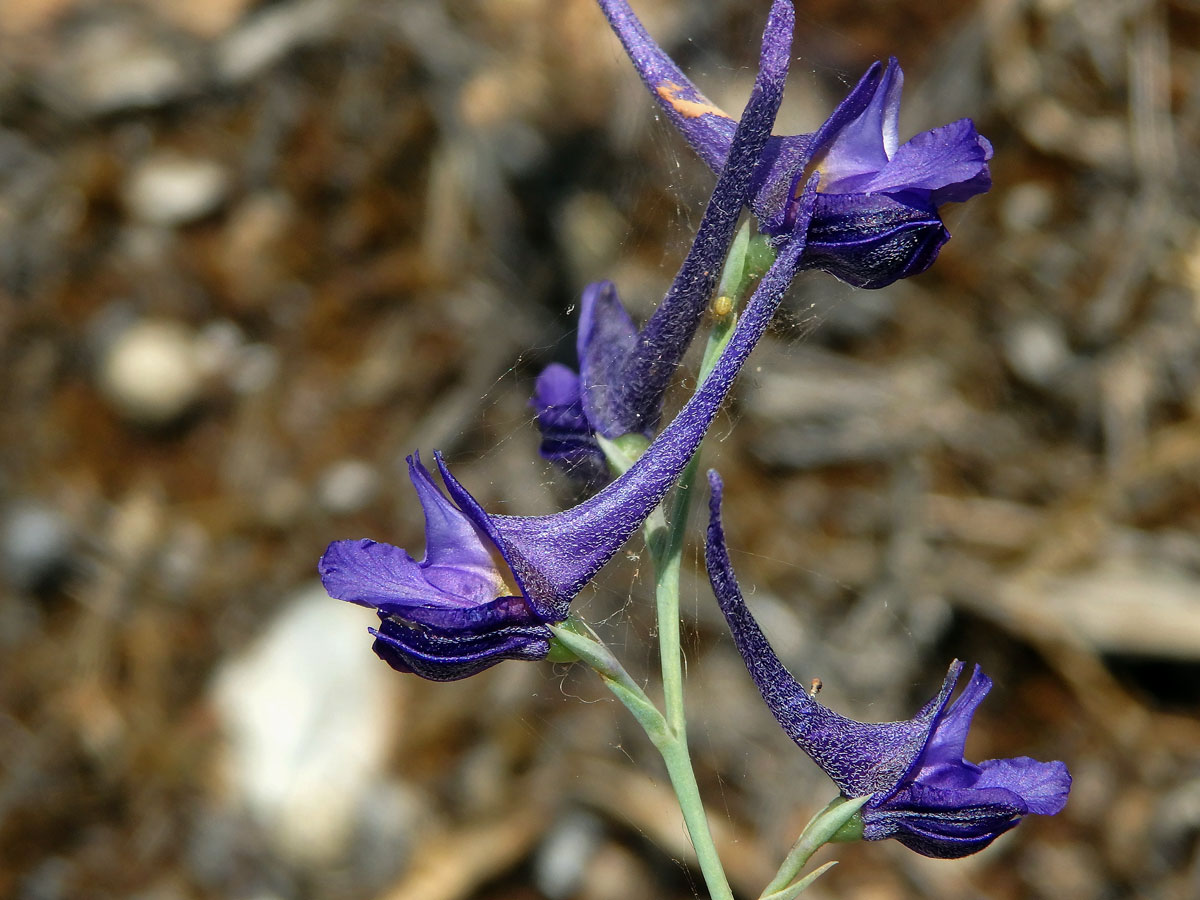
[320,180,818,680]
[596,0,993,288]
[704,471,1071,858]
[533,0,795,486]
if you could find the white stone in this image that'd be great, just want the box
[125,153,229,227]
[1004,317,1072,387]
[534,810,604,900]
[99,319,202,426]
[1,502,73,592]
[53,23,189,115]
[211,583,397,864]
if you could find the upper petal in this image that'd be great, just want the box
[915,664,992,772]
[812,59,903,190]
[751,61,891,234]
[408,453,502,583]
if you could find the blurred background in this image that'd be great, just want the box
[1,0,1199,898]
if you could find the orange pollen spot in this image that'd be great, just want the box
[655,82,731,120]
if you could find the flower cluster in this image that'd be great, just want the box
[319,0,1068,865]
[533,0,994,488]
[323,0,809,680]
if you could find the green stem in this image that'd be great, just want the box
[580,224,773,900]
[550,618,669,741]
[656,715,734,900]
[550,614,732,900]
[637,309,739,900]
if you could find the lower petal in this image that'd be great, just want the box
[370,616,551,682]
[802,191,949,289]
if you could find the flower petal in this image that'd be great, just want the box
[801,191,950,288]
[320,538,442,609]
[531,362,609,488]
[370,615,551,682]
[855,118,993,196]
[395,593,543,633]
[408,453,502,583]
[915,664,992,773]
[869,784,1025,858]
[577,280,640,438]
[319,537,498,613]
[813,58,903,189]
[749,132,818,233]
[975,756,1072,817]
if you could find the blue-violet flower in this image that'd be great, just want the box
[704,470,1071,857]
[533,0,794,484]
[320,186,818,681]
[596,0,993,288]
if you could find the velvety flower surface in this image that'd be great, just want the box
[596,0,992,288]
[531,0,794,483]
[704,471,1071,858]
[321,187,816,681]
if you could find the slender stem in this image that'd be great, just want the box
[650,457,695,736]
[656,715,734,900]
[582,226,770,900]
[650,461,735,900]
[551,613,733,900]
[550,618,668,740]
[638,311,738,900]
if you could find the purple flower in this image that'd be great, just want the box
[319,455,554,682]
[596,0,992,288]
[704,471,1071,857]
[320,188,818,681]
[531,360,610,490]
[532,0,794,483]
